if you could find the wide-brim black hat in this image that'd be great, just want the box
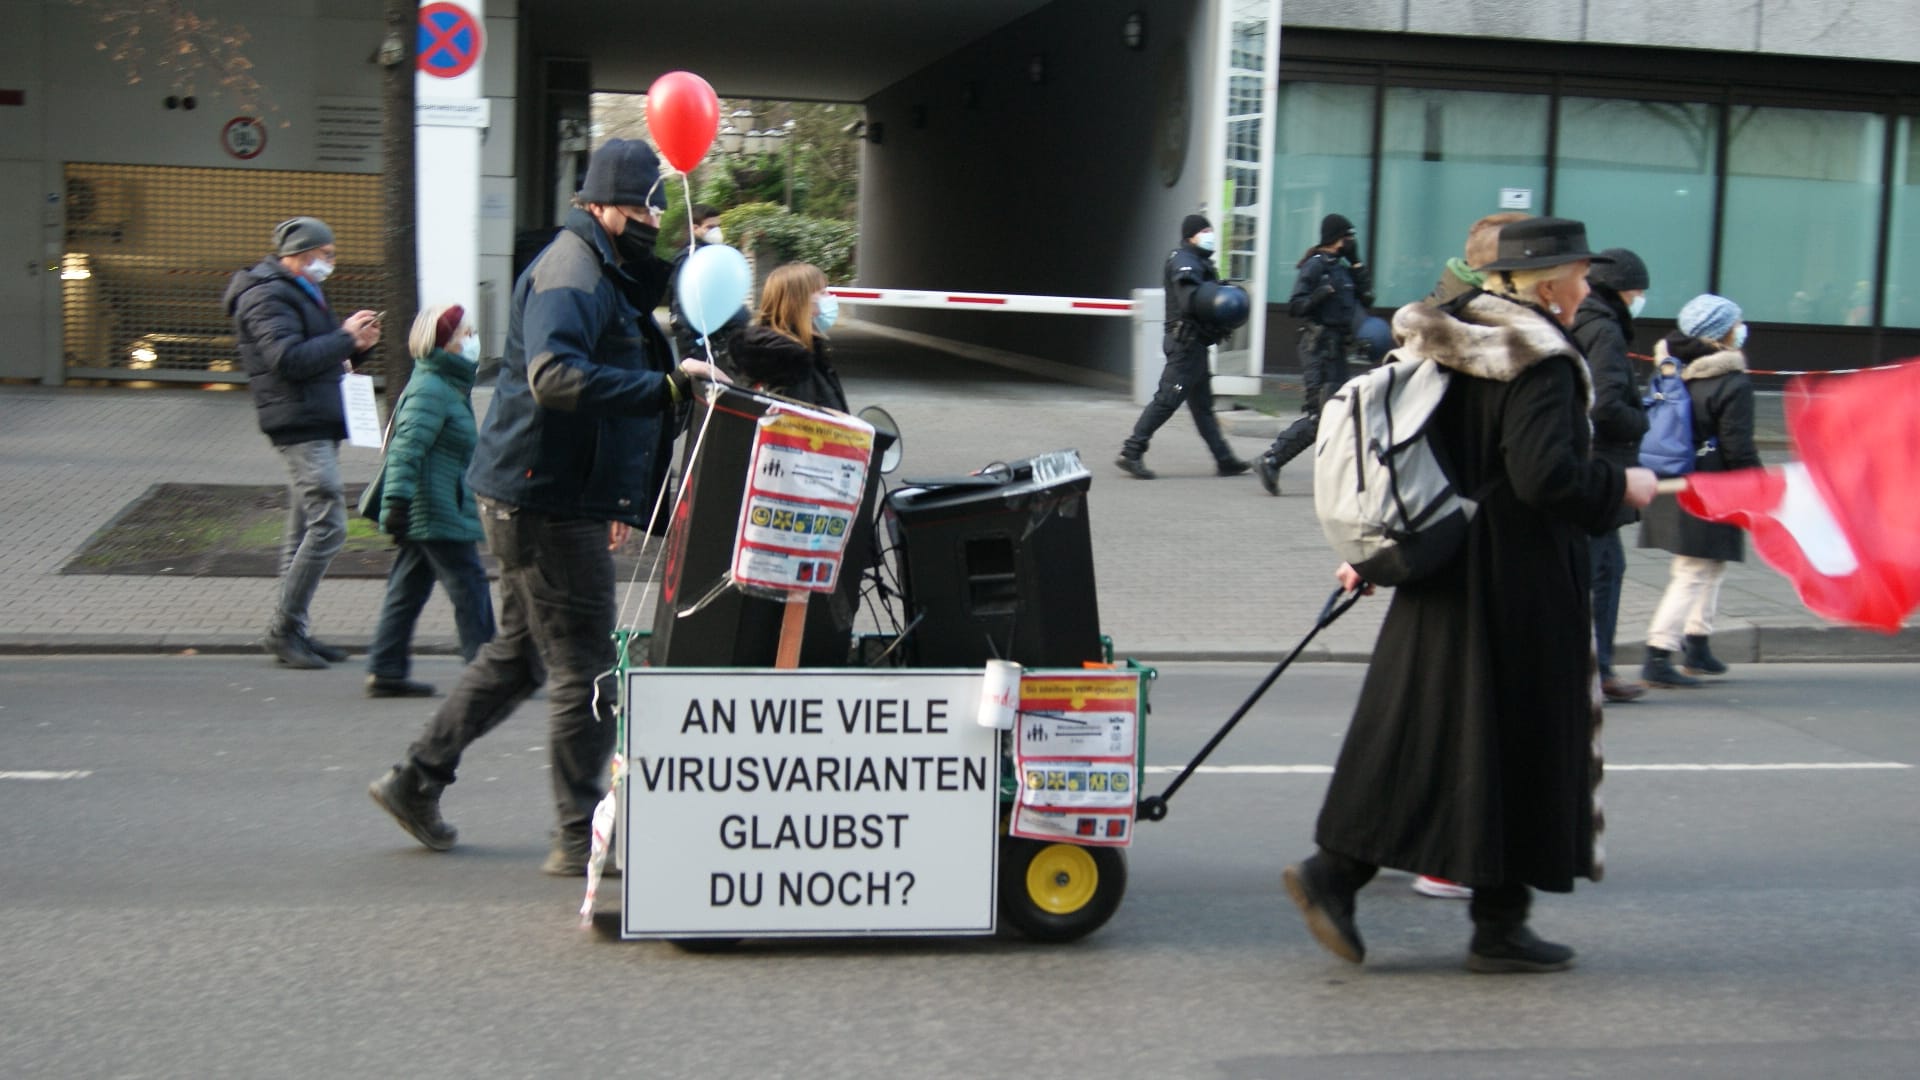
[1476,217,1613,273]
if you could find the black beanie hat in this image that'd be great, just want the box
[1320,213,1355,246]
[577,138,666,210]
[1181,214,1212,242]
[1588,248,1650,292]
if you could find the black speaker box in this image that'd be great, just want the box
[647,386,888,668]
[884,451,1102,668]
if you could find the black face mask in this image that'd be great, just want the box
[614,220,659,265]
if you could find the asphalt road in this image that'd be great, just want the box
[3,656,1917,1078]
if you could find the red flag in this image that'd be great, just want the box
[1677,360,1920,634]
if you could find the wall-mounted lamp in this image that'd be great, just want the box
[1122,10,1147,51]
[1027,53,1048,85]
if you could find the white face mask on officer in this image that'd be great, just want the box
[1628,294,1647,318]
[1194,230,1217,253]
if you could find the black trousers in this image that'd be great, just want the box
[1123,337,1235,463]
[1264,325,1352,469]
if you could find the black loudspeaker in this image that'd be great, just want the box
[648,386,888,667]
[884,451,1102,668]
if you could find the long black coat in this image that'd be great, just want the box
[1316,294,1626,893]
[1638,344,1759,562]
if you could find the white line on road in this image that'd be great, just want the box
[1141,762,1910,775]
[0,770,94,781]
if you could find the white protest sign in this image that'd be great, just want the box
[621,669,999,938]
[341,373,383,448]
[732,405,874,593]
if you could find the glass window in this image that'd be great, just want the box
[1555,97,1716,320]
[1374,87,1549,306]
[1720,106,1884,325]
[1269,82,1374,304]
[1886,117,1920,329]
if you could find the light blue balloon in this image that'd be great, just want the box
[677,243,751,337]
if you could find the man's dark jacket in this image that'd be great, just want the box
[1163,242,1222,345]
[1571,288,1650,466]
[467,208,681,526]
[224,257,362,445]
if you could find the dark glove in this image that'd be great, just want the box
[382,498,412,540]
[1340,237,1361,264]
[667,368,694,402]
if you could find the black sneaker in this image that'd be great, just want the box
[267,633,329,670]
[366,676,436,698]
[1114,455,1156,480]
[1283,860,1365,964]
[1467,925,1576,973]
[368,766,457,851]
[1217,457,1253,477]
[1254,454,1281,496]
[305,636,350,663]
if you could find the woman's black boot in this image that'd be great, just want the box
[1466,884,1575,973]
[1642,647,1700,688]
[1683,634,1728,676]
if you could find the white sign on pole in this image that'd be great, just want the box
[621,669,999,938]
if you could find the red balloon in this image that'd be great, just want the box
[647,71,720,173]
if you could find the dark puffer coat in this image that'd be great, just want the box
[1637,337,1760,562]
[224,257,365,445]
[729,326,849,413]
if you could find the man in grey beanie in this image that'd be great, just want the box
[224,215,382,669]
[369,138,729,876]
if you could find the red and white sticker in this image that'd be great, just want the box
[731,404,874,594]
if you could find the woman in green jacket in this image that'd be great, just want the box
[364,304,496,697]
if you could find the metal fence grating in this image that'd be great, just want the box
[61,162,393,381]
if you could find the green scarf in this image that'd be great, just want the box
[1446,257,1485,288]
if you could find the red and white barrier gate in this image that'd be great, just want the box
[826,286,1135,317]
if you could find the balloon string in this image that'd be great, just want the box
[678,173,710,357]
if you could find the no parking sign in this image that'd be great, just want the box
[417,2,484,79]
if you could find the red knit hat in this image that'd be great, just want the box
[434,305,466,350]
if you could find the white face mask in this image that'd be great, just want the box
[702,226,724,246]
[814,293,839,333]
[1732,324,1748,348]
[459,334,480,362]
[1628,295,1647,318]
[306,258,334,284]
[1194,230,1217,252]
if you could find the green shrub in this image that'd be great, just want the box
[719,203,859,284]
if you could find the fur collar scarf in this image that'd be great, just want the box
[1392,292,1592,405]
[1654,338,1748,381]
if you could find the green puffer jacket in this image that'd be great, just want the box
[379,348,485,543]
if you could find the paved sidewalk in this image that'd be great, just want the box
[1,322,1912,664]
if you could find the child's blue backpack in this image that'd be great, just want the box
[1638,357,1697,477]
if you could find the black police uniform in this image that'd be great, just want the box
[1260,246,1374,475]
[1119,241,1241,471]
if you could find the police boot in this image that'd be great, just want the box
[1254,453,1281,496]
[1683,635,1728,676]
[1641,647,1700,689]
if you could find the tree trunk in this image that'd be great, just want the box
[380,0,420,404]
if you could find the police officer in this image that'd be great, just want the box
[1117,214,1251,480]
[1254,213,1374,496]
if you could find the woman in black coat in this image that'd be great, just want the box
[1637,294,1760,686]
[1282,218,1657,974]
[728,262,849,413]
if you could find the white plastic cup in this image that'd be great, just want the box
[977,659,1022,730]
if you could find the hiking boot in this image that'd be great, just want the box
[1601,676,1647,703]
[1217,457,1253,477]
[1254,453,1281,496]
[368,765,457,851]
[1683,634,1728,676]
[305,636,350,663]
[267,633,329,670]
[1641,647,1700,688]
[1114,454,1156,480]
[366,675,436,699]
[1467,925,1576,973]
[1412,875,1473,899]
[1282,859,1365,964]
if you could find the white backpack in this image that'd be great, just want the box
[1312,355,1478,586]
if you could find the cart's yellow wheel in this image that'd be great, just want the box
[999,836,1127,943]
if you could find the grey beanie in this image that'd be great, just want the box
[577,138,666,210]
[1678,293,1742,342]
[1588,248,1649,292]
[274,216,334,256]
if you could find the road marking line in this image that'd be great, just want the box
[1140,762,1909,775]
[0,770,94,781]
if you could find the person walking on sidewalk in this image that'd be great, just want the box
[1573,248,1654,703]
[362,304,497,699]
[368,139,729,876]
[1281,218,1657,974]
[1638,294,1760,688]
[1117,214,1251,480]
[225,216,381,670]
[1254,213,1374,495]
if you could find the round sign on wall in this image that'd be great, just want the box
[418,2,484,79]
[222,116,268,160]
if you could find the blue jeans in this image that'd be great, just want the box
[366,539,496,679]
[1590,528,1626,676]
[271,440,345,639]
[404,499,618,847]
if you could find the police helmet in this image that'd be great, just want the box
[1193,282,1251,331]
[1354,315,1394,363]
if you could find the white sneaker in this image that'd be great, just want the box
[1412,875,1473,900]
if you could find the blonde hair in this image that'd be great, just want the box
[1487,261,1588,306]
[1464,212,1533,267]
[407,303,472,360]
[756,263,829,351]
